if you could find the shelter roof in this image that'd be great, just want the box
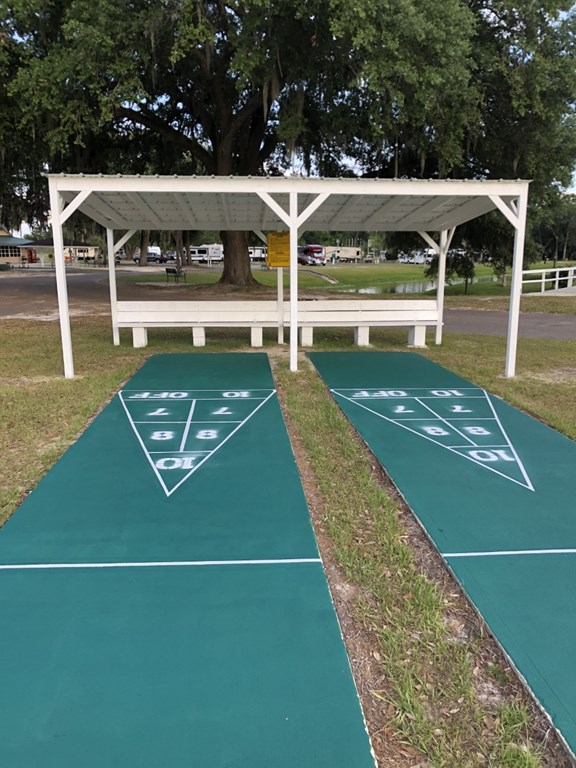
[46,175,529,234]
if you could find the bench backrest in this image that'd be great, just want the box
[116,300,281,324]
[115,299,438,324]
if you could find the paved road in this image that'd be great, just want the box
[1,269,575,340]
[444,308,576,340]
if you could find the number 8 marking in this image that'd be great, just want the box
[151,431,174,440]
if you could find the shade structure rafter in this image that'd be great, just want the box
[47,174,530,379]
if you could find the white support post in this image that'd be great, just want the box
[192,327,206,347]
[289,193,299,371]
[418,228,453,346]
[436,230,450,345]
[251,327,263,347]
[132,328,148,348]
[505,192,528,378]
[48,182,74,379]
[107,228,120,345]
[277,267,284,344]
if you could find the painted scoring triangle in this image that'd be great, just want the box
[119,389,275,496]
[332,387,534,491]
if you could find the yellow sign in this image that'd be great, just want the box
[267,232,290,268]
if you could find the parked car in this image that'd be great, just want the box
[133,249,167,264]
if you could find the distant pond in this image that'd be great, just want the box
[344,275,498,295]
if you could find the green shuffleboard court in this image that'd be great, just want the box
[308,351,576,758]
[0,353,375,768]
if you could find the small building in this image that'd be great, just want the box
[0,226,36,266]
[32,239,100,266]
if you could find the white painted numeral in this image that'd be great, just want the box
[451,405,472,413]
[213,407,232,415]
[151,392,187,399]
[223,391,250,398]
[196,430,218,439]
[469,449,515,462]
[151,431,174,440]
[156,457,197,470]
[128,392,187,399]
[464,426,490,436]
[393,405,414,413]
[431,389,464,397]
[149,408,170,416]
[423,426,449,436]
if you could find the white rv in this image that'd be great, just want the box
[189,244,224,263]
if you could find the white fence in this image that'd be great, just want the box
[522,265,576,293]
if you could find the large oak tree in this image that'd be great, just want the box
[3,0,575,280]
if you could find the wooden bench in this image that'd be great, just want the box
[115,300,282,347]
[165,265,186,283]
[114,299,438,348]
[295,299,438,347]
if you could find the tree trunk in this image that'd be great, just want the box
[219,230,258,286]
[174,230,184,268]
[184,231,191,266]
[139,230,149,266]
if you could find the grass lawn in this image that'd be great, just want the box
[1,316,575,767]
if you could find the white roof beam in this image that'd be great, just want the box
[297,193,331,229]
[114,230,137,253]
[59,190,92,225]
[257,191,290,227]
[489,195,520,229]
[48,174,528,200]
[418,227,456,254]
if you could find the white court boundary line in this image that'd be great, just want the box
[444,549,576,559]
[0,558,323,571]
[119,389,276,497]
[331,388,535,492]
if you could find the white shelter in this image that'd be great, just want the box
[47,174,529,378]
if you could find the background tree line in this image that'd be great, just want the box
[1,0,575,284]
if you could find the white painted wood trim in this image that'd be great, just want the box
[107,228,120,345]
[48,182,74,379]
[505,192,528,377]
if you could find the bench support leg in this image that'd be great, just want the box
[299,326,314,346]
[193,327,206,347]
[354,326,370,346]
[251,327,263,347]
[408,325,427,347]
[132,327,148,348]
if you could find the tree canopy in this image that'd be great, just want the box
[2,0,575,282]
